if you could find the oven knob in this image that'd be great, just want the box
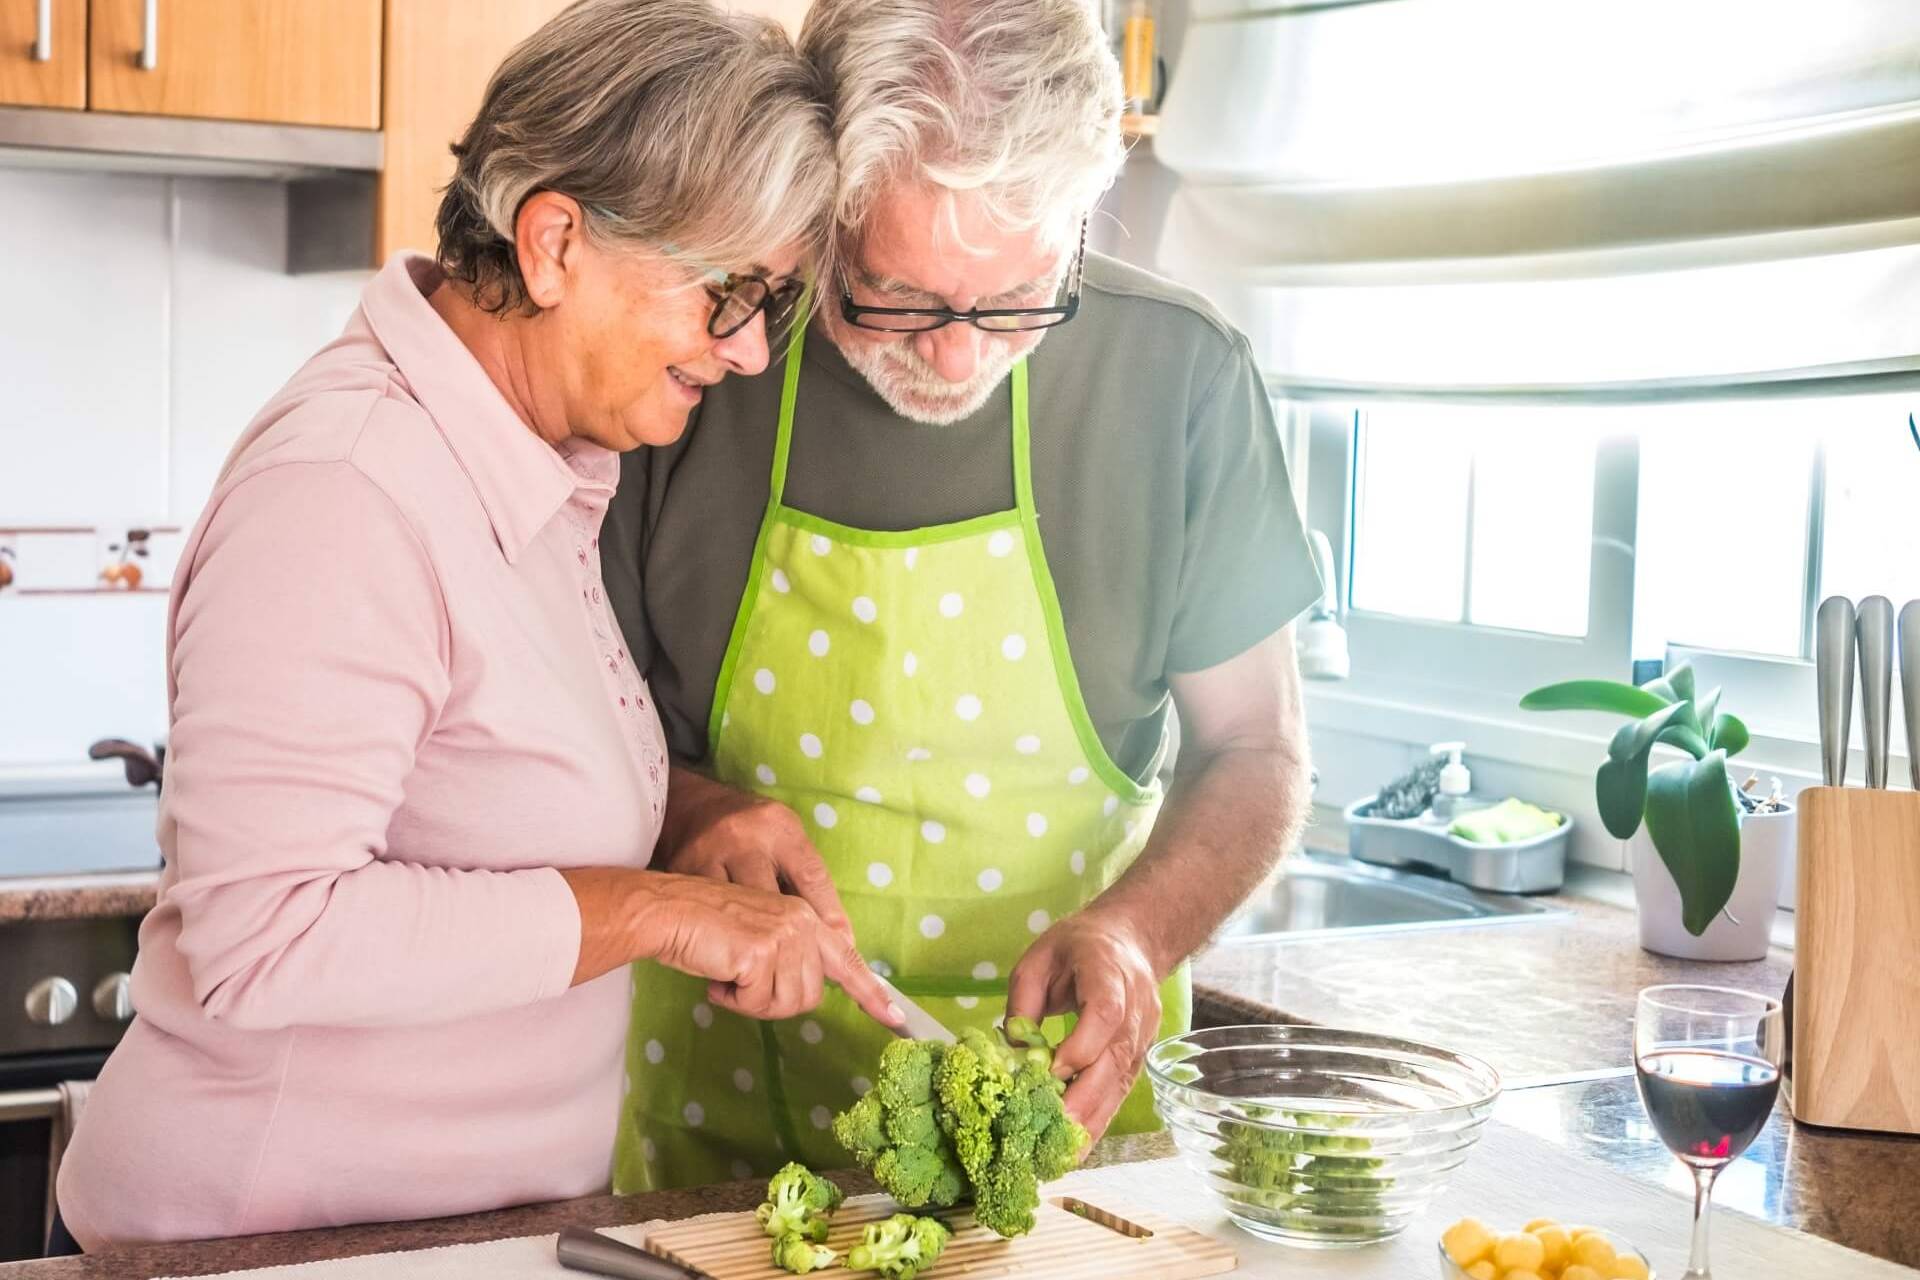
[25,977,78,1027]
[93,973,134,1023]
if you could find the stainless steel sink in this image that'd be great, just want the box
[1215,850,1568,943]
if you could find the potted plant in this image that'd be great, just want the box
[1521,662,1792,961]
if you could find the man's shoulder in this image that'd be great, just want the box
[1077,252,1247,357]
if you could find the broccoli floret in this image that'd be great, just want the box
[930,1026,1087,1238]
[845,1212,951,1280]
[771,1231,838,1274]
[755,1162,844,1242]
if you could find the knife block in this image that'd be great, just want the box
[1786,785,1920,1135]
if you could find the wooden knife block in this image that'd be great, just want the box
[1787,786,1920,1134]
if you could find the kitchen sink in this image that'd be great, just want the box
[1215,849,1569,943]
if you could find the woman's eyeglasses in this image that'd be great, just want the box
[839,221,1087,334]
[706,274,806,344]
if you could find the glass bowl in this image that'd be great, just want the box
[1146,1025,1501,1248]
[1436,1230,1655,1278]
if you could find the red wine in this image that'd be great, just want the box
[1636,1050,1780,1167]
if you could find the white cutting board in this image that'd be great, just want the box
[158,1121,1910,1279]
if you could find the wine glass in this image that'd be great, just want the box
[1634,984,1785,1279]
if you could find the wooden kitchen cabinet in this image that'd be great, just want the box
[88,0,382,129]
[0,0,87,108]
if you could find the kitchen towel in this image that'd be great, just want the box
[156,1119,1908,1279]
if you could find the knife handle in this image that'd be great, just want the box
[557,1227,712,1280]
[1858,596,1894,789]
[1900,601,1920,790]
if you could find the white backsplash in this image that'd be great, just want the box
[0,168,371,769]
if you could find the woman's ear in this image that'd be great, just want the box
[514,191,588,310]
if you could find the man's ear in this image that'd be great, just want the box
[514,191,588,310]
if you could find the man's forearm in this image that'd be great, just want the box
[1084,738,1311,978]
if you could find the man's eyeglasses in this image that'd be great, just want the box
[839,221,1087,334]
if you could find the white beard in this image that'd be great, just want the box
[835,330,1033,426]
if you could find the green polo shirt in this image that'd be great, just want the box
[602,252,1321,783]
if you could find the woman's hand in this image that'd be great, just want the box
[561,866,903,1028]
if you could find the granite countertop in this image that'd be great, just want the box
[0,872,159,925]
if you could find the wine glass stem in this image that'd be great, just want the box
[1685,1163,1721,1278]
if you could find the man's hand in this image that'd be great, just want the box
[659,767,855,943]
[1006,908,1162,1147]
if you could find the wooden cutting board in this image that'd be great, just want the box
[643,1192,1238,1280]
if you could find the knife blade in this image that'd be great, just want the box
[870,972,957,1043]
[556,1227,715,1280]
[1816,595,1856,787]
[1857,596,1894,788]
[1902,601,1920,790]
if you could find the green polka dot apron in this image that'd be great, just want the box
[613,327,1190,1191]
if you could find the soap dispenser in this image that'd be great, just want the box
[1428,742,1471,822]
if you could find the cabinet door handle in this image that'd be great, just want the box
[139,0,158,71]
[32,0,52,62]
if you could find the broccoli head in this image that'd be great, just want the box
[845,1212,952,1280]
[755,1162,844,1242]
[832,1040,968,1209]
[771,1231,838,1274]
[930,1025,1088,1238]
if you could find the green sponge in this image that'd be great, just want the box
[1450,798,1562,844]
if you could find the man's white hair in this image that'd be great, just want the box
[799,0,1126,256]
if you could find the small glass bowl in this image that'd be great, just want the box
[1436,1230,1656,1279]
[1147,1025,1501,1248]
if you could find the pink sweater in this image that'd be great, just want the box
[57,255,668,1248]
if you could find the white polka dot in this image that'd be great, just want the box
[922,820,946,843]
[920,914,946,938]
[1026,813,1049,837]
[1015,734,1041,755]
[988,530,1016,557]
[955,694,982,721]
[868,861,894,888]
[850,699,875,725]
[800,1019,824,1044]
[939,592,964,618]
[852,596,878,623]
[956,996,980,1010]
[800,733,823,758]
[1070,849,1087,875]
[642,1137,658,1163]
[870,959,892,977]
[813,803,838,829]
[644,1039,665,1064]
[977,867,1004,892]
[755,764,777,786]
[810,1105,833,1130]
[964,773,992,799]
[770,568,791,594]
[692,1003,714,1029]
[905,547,919,570]
[811,534,832,556]
[733,1068,754,1092]
[972,960,998,980]
[732,1159,755,1180]
[1103,795,1120,817]
[906,747,933,762]
[855,786,883,804]
[1068,766,1090,785]
[754,668,776,695]
[903,651,919,677]
[809,629,831,657]
[851,1075,873,1095]
[1027,909,1051,934]
[684,1101,705,1126]
[1002,634,1027,661]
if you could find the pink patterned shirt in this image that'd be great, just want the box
[58,254,668,1247]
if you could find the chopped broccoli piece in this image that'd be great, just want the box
[771,1231,838,1274]
[845,1212,951,1280]
[1218,1108,1391,1238]
[755,1162,844,1243]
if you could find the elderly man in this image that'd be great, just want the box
[603,0,1319,1190]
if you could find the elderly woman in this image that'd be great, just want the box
[52,0,896,1253]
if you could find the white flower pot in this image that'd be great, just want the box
[1629,803,1794,962]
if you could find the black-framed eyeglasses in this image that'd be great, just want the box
[839,221,1087,334]
[707,273,807,344]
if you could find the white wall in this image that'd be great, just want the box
[0,169,368,767]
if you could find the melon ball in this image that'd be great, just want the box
[1442,1219,1497,1268]
[1563,1267,1605,1280]
[1610,1255,1652,1280]
[1533,1225,1572,1271]
[1465,1263,1497,1280]
[1570,1233,1619,1272]
[1495,1232,1548,1273]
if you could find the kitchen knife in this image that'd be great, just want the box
[556,1227,715,1280]
[1857,596,1894,788]
[1815,596,1856,787]
[1901,601,1920,790]
[870,971,957,1043]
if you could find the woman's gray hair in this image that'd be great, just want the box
[798,0,1125,255]
[437,0,834,315]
